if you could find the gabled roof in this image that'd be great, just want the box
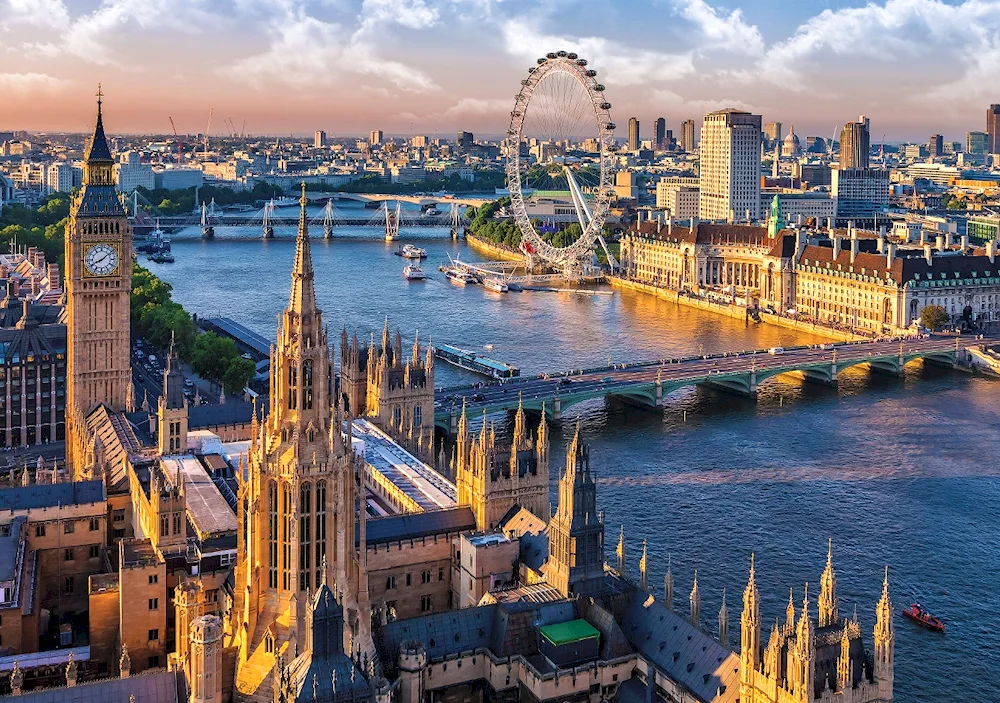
[8,669,181,703]
[360,507,475,547]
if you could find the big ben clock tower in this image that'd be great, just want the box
[65,88,132,476]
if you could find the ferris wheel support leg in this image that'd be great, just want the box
[597,234,618,272]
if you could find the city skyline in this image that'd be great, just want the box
[2,0,999,140]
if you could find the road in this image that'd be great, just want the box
[435,335,985,419]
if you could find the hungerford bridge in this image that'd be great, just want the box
[433,335,990,430]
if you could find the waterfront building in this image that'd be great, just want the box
[988,104,1000,154]
[627,117,639,151]
[65,93,133,478]
[831,168,889,227]
[339,322,435,463]
[699,109,762,222]
[739,547,894,703]
[453,396,550,531]
[681,118,696,153]
[840,119,870,169]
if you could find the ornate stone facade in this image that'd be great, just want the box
[232,188,372,701]
[739,546,894,703]
[339,324,435,462]
[453,397,550,530]
[65,91,132,477]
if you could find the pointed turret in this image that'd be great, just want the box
[718,588,729,648]
[836,620,852,691]
[381,317,390,354]
[663,555,674,611]
[874,566,894,673]
[689,570,700,629]
[615,525,626,577]
[818,538,839,627]
[639,539,648,591]
[425,335,434,370]
[786,587,796,628]
[411,329,420,366]
[288,183,317,316]
[741,554,761,675]
[797,583,814,656]
[83,86,114,179]
[512,392,527,449]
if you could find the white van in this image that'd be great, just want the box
[768,347,785,355]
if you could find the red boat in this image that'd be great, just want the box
[903,603,945,632]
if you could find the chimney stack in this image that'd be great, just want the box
[850,236,859,264]
[961,234,969,252]
[936,235,946,252]
[887,243,896,268]
[919,230,928,245]
[826,217,833,232]
[833,235,842,259]
[924,244,933,265]
[877,232,886,253]
[667,215,673,235]
[987,240,997,264]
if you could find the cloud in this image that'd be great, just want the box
[221,4,439,92]
[649,89,757,116]
[501,18,696,87]
[674,0,763,57]
[0,72,66,93]
[2,0,70,30]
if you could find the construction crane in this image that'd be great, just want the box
[202,108,214,159]
[168,116,182,164]
[879,133,887,162]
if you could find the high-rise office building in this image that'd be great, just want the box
[832,168,889,227]
[314,130,327,148]
[369,129,384,146]
[763,122,782,149]
[654,118,666,149]
[967,131,988,155]
[627,118,640,151]
[456,131,474,149]
[698,109,761,222]
[839,117,870,169]
[681,119,696,153]
[987,105,1000,153]
[928,134,944,157]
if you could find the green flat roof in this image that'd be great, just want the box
[538,619,600,646]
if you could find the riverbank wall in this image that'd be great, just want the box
[464,233,526,263]
[607,277,866,342]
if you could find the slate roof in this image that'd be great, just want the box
[378,605,497,669]
[75,184,124,218]
[360,507,475,547]
[619,591,739,703]
[0,481,105,512]
[799,243,1000,285]
[0,516,26,583]
[188,400,257,429]
[4,669,182,703]
[497,505,548,573]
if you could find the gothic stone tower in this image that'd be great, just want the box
[158,347,188,455]
[739,546,894,703]
[65,90,132,476]
[233,187,371,701]
[546,423,605,598]
[339,323,435,462]
[454,397,550,530]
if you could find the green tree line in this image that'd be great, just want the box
[138,181,284,216]
[131,264,255,393]
[0,194,71,268]
[327,170,505,195]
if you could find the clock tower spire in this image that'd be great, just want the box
[65,89,133,478]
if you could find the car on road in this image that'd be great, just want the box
[601,376,613,383]
[471,393,485,401]
[768,347,785,355]
[559,378,573,386]
[184,379,194,389]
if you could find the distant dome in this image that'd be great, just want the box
[782,125,801,157]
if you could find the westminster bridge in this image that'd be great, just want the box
[433,335,993,430]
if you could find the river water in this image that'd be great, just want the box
[150,202,999,702]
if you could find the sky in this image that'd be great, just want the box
[0,0,998,141]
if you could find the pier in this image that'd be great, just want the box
[433,335,990,429]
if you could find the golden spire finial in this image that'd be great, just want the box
[300,181,308,207]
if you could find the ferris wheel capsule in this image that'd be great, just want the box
[567,53,578,60]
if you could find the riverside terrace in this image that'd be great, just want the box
[433,334,995,430]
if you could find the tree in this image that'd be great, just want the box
[191,332,239,385]
[223,356,256,394]
[920,305,949,331]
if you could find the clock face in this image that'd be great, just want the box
[84,243,120,276]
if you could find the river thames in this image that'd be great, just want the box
[150,205,999,702]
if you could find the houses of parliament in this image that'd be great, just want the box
[0,98,894,703]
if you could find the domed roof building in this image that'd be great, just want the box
[782,124,802,157]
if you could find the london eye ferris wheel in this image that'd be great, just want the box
[504,51,618,271]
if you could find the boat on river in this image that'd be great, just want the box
[394,244,427,259]
[403,264,427,281]
[483,277,508,293]
[444,268,477,285]
[902,603,945,632]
